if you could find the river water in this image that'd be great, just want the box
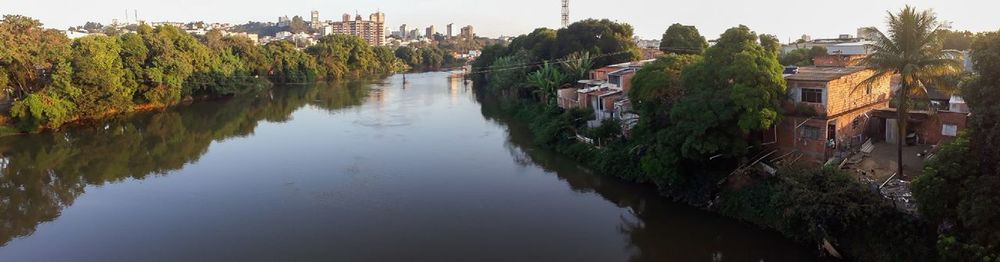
[0,72,816,261]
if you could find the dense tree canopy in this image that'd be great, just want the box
[556,19,642,66]
[913,30,1000,260]
[0,15,72,99]
[780,46,828,66]
[659,23,708,55]
[668,25,786,160]
[70,35,131,115]
[628,54,701,133]
[2,16,402,131]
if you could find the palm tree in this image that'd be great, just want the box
[858,6,962,177]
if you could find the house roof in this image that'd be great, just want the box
[785,66,867,82]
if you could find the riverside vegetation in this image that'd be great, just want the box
[472,8,998,262]
[0,15,405,132]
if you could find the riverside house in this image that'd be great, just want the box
[556,59,653,128]
[771,57,971,164]
[770,63,893,163]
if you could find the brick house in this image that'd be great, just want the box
[771,66,893,162]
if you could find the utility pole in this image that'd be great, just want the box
[561,0,569,27]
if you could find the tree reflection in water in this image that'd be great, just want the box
[0,81,370,246]
[477,93,821,262]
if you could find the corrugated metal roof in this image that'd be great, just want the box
[785,66,867,81]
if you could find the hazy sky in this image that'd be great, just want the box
[5,0,998,42]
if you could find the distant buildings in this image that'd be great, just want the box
[782,29,874,55]
[399,24,407,39]
[425,25,436,39]
[460,25,474,38]
[310,10,321,29]
[446,23,454,38]
[277,16,290,27]
[324,12,387,46]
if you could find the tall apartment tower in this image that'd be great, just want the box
[399,24,408,39]
[446,23,454,38]
[328,11,386,46]
[460,25,475,39]
[426,25,436,39]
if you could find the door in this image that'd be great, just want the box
[886,119,898,145]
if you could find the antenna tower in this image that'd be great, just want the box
[561,0,569,27]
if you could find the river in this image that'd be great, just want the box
[0,72,816,261]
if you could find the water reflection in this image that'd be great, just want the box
[477,94,818,261]
[0,81,370,246]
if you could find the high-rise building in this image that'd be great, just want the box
[460,25,475,38]
[425,25,435,39]
[327,11,386,46]
[277,15,291,27]
[399,24,407,39]
[446,23,454,38]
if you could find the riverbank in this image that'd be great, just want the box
[481,94,938,261]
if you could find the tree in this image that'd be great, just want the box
[659,23,708,55]
[941,29,976,50]
[628,54,701,132]
[70,35,132,115]
[263,40,317,84]
[289,16,307,34]
[965,30,1000,176]
[780,46,828,66]
[560,51,594,81]
[556,19,641,67]
[394,47,422,70]
[857,6,962,177]
[666,25,786,167]
[509,28,558,61]
[0,15,72,99]
[487,50,531,94]
[525,62,566,104]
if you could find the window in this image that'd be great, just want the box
[942,124,958,137]
[801,88,823,103]
[801,126,822,140]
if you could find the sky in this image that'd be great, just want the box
[4,0,999,42]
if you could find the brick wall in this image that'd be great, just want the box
[825,70,891,117]
[917,111,969,145]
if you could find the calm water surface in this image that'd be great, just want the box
[0,72,816,261]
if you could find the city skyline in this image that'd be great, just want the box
[5,0,999,41]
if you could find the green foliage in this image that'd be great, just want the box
[628,54,701,132]
[0,15,72,99]
[10,93,76,131]
[510,28,558,61]
[911,29,1000,259]
[941,29,976,50]
[556,19,642,67]
[859,6,963,176]
[70,35,132,115]
[525,62,566,104]
[263,40,318,84]
[779,46,828,66]
[487,50,532,94]
[718,166,936,261]
[659,23,708,55]
[560,51,594,81]
[668,25,786,160]
[2,15,398,130]
[966,30,1000,175]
